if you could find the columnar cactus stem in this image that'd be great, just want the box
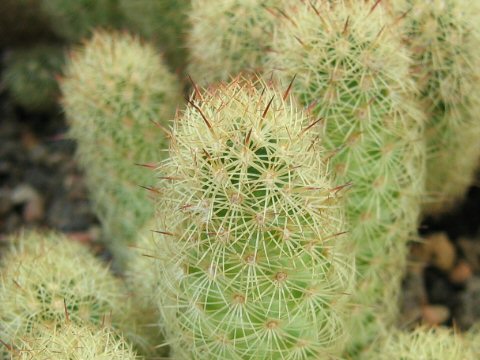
[268,1,426,355]
[154,76,355,359]
[61,31,182,268]
[385,0,480,216]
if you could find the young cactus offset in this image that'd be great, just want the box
[118,0,191,72]
[363,327,475,360]
[9,323,140,360]
[2,44,65,112]
[268,0,425,355]
[61,31,182,268]
[0,231,128,353]
[384,0,480,216]
[187,0,283,85]
[154,77,355,359]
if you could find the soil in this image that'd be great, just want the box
[0,50,479,332]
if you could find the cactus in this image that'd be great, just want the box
[61,31,182,268]
[363,327,475,360]
[40,0,123,42]
[187,0,282,85]
[9,323,140,360]
[154,76,355,359]
[268,1,425,355]
[385,0,480,216]
[118,0,191,73]
[2,44,65,112]
[0,231,129,352]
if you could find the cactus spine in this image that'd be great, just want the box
[387,0,480,216]
[154,77,355,359]
[268,1,425,355]
[61,31,182,268]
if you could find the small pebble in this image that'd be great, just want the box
[449,261,473,284]
[422,305,450,326]
[458,238,480,273]
[424,232,456,272]
[11,184,44,223]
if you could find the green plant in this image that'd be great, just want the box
[268,1,426,355]
[0,231,128,352]
[2,44,65,112]
[154,76,355,359]
[385,0,480,216]
[9,323,140,360]
[61,31,182,268]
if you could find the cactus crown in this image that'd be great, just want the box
[155,76,354,359]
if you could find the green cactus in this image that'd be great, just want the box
[0,231,129,353]
[187,0,283,85]
[61,31,182,268]
[268,1,426,355]
[363,327,475,360]
[40,0,123,42]
[385,0,480,216]
[9,323,140,360]
[154,76,355,359]
[118,0,191,73]
[2,44,65,112]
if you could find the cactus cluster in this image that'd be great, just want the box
[154,77,355,359]
[61,31,182,268]
[2,0,480,358]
